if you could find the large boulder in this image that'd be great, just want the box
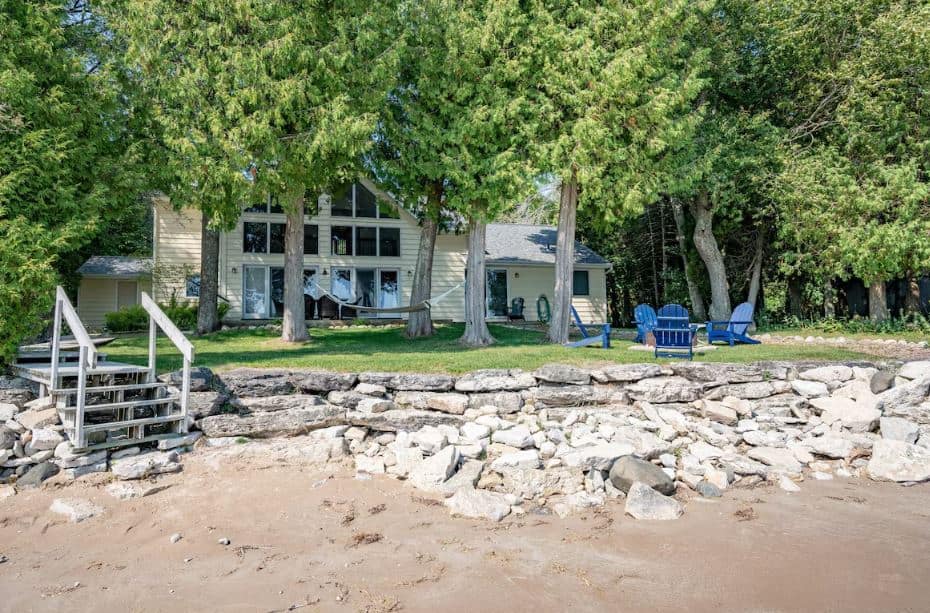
[595,364,662,383]
[357,372,454,391]
[347,409,464,432]
[624,481,683,520]
[326,390,370,409]
[160,366,214,392]
[608,455,675,495]
[200,405,345,438]
[467,391,523,413]
[14,407,59,430]
[407,445,460,491]
[878,376,930,423]
[747,446,803,475]
[445,487,511,521]
[610,428,670,459]
[490,450,541,471]
[704,381,786,401]
[799,365,854,384]
[187,391,227,420]
[454,369,536,392]
[426,393,470,415]
[291,370,358,393]
[218,369,296,397]
[880,416,920,444]
[868,439,930,483]
[232,394,325,413]
[671,363,767,384]
[806,436,855,459]
[626,377,703,403]
[530,384,622,408]
[898,361,930,381]
[791,380,830,398]
[110,451,181,480]
[0,425,16,450]
[533,364,590,385]
[16,461,60,488]
[810,397,880,432]
[490,425,534,449]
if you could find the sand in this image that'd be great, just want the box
[2,443,929,613]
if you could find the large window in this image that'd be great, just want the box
[356,227,377,256]
[331,226,353,255]
[269,223,286,254]
[379,228,400,257]
[243,222,268,253]
[186,274,201,298]
[329,182,398,218]
[573,270,590,296]
[304,224,318,255]
[245,193,317,216]
[243,265,319,319]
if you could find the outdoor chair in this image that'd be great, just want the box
[706,302,761,345]
[654,303,698,360]
[634,304,658,344]
[508,297,526,321]
[566,305,611,348]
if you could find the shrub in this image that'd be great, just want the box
[105,305,149,332]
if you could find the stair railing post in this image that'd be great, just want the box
[50,291,63,394]
[75,344,87,448]
[148,316,157,383]
[180,356,191,433]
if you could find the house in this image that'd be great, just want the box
[76,179,610,327]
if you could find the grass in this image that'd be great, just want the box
[759,325,929,344]
[102,323,892,375]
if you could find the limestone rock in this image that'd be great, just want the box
[187,391,226,419]
[898,361,930,381]
[460,422,491,441]
[455,369,536,392]
[0,403,19,422]
[445,487,511,521]
[392,391,439,410]
[348,409,464,432]
[157,432,202,450]
[436,460,484,495]
[800,365,853,384]
[747,447,802,475]
[110,451,181,480]
[529,384,621,408]
[878,377,930,424]
[16,461,59,488]
[218,368,296,397]
[611,427,671,459]
[0,376,36,407]
[355,455,385,476]
[596,364,662,383]
[880,416,920,444]
[0,425,15,450]
[291,370,357,393]
[355,397,397,414]
[868,439,930,483]
[609,455,675,495]
[533,363,590,385]
[161,366,214,392]
[490,450,541,471]
[624,481,683,520]
[354,382,386,396]
[807,436,854,459]
[870,370,896,394]
[811,397,880,432]
[671,363,768,384]
[50,498,103,522]
[201,405,345,438]
[14,408,59,431]
[232,394,325,413]
[467,391,523,413]
[627,377,703,403]
[358,372,454,391]
[325,390,370,409]
[426,393,470,415]
[491,425,534,449]
[695,480,722,498]
[704,381,781,401]
[701,401,738,426]
[791,380,829,398]
[407,445,460,491]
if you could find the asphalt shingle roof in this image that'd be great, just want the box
[485,224,608,267]
[77,256,152,278]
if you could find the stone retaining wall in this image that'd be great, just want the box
[3,359,930,521]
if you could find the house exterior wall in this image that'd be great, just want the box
[76,277,152,328]
[150,181,607,325]
[496,265,608,323]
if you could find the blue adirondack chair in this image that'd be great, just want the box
[633,304,657,344]
[707,302,761,346]
[654,304,698,360]
[567,305,611,348]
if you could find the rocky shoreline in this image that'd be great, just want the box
[3,359,930,522]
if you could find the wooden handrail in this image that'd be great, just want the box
[53,286,98,365]
[140,292,194,362]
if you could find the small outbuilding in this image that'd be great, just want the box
[76,256,152,328]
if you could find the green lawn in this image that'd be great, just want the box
[759,326,929,344]
[103,323,889,375]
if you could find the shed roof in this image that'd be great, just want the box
[485,224,609,267]
[77,256,152,278]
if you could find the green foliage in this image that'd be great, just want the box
[763,313,930,338]
[0,0,152,360]
[105,301,230,332]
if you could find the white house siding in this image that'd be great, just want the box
[77,277,152,328]
[499,265,608,324]
[153,196,202,304]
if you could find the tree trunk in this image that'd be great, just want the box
[196,211,221,335]
[787,276,803,318]
[670,197,706,321]
[746,227,764,309]
[690,191,731,320]
[460,216,494,347]
[823,279,836,319]
[905,273,922,316]
[281,196,307,342]
[869,280,890,323]
[405,181,442,338]
[547,175,578,344]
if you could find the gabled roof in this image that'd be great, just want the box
[77,256,153,278]
[486,224,609,267]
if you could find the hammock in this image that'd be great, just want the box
[310,281,463,314]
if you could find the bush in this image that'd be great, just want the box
[105,305,149,332]
[106,301,229,333]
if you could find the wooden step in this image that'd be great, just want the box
[14,360,150,384]
[79,414,185,434]
[53,382,168,396]
[59,397,177,413]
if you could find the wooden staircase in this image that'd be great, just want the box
[12,287,194,451]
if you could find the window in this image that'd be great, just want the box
[269,195,283,214]
[379,227,400,257]
[270,267,285,317]
[331,268,354,300]
[356,227,377,256]
[332,226,353,255]
[243,222,268,253]
[186,274,201,298]
[270,223,286,254]
[573,270,590,296]
[356,183,378,218]
[331,184,353,217]
[304,224,319,255]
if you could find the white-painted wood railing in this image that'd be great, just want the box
[141,292,194,430]
[50,286,99,446]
